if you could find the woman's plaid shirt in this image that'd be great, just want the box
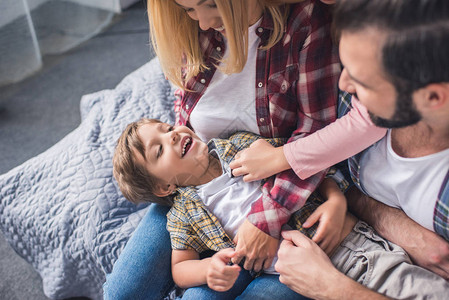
[175,0,341,239]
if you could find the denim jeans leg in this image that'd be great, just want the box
[103,204,174,300]
[237,274,310,300]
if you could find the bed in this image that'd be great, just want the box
[0,57,176,300]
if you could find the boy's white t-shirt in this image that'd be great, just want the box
[359,130,449,231]
[196,150,278,274]
[189,19,262,142]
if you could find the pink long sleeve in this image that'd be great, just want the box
[283,99,387,179]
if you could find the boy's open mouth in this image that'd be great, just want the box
[181,136,192,157]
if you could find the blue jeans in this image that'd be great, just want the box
[181,269,309,300]
[103,204,174,300]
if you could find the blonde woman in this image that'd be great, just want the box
[104,1,340,299]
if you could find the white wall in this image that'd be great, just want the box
[66,0,140,13]
[66,0,121,13]
[0,0,48,28]
[0,0,140,28]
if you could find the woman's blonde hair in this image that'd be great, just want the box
[148,0,289,88]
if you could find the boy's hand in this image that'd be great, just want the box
[230,140,290,182]
[303,194,347,255]
[206,248,241,292]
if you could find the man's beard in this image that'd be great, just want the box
[368,91,422,128]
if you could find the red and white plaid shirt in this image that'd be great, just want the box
[175,0,340,239]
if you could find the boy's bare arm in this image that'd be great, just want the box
[303,178,347,254]
[172,248,241,291]
[172,249,210,288]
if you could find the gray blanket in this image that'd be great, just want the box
[0,58,176,300]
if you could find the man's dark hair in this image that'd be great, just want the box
[334,0,449,96]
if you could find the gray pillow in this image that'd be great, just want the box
[0,57,176,300]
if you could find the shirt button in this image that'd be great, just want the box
[258,82,263,88]
[281,82,287,91]
[257,27,263,33]
[259,118,265,123]
[216,46,221,52]
[185,104,189,110]
[200,78,206,84]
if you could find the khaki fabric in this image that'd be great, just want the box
[331,221,449,299]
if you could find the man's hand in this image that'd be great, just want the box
[347,187,449,280]
[230,140,290,182]
[206,248,241,292]
[275,230,344,299]
[275,230,388,300]
[233,219,279,272]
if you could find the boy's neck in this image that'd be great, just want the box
[196,154,223,186]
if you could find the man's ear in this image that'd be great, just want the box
[423,83,449,109]
[153,183,175,197]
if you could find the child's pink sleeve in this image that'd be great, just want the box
[283,99,387,179]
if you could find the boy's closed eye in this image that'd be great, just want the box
[156,125,174,159]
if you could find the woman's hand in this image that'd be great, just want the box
[230,139,290,182]
[232,219,280,272]
[206,248,241,292]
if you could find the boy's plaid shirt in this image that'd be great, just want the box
[174,1,341,239]
[166,132,324,253]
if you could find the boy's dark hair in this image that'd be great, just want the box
[334,0,449,97]
[113,118,173,206]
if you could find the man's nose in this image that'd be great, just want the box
[339,68,355,94]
